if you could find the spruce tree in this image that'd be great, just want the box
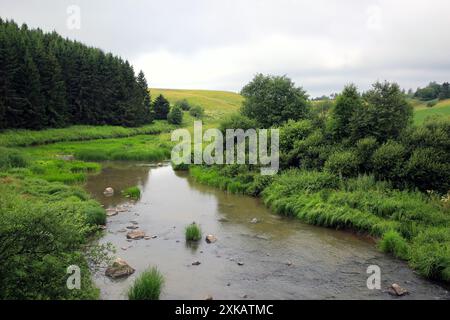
[152,94,170,120]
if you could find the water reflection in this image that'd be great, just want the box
[85,163,450,300]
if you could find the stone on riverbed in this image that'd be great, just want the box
[106,208,118,217]
[105,258,135,279]
[126,225,139,230]
[103,187,114,196]
[126,230,146,240]
[389,283,409,297]
[205,234,217,243]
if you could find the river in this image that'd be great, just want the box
[85,162,449,300]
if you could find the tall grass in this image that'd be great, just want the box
[128,267,164,300]
[122,186,141,199]
[185,223,202,241]
[0,121,173,147]
[190,165,450,283]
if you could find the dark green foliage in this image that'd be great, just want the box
[152,94,170,120]
[219,113,258,133]
[0,147,28,170]
[415,81,448,101]
[350,82,413,142]
[330,84,362,140]
[324,150,360,178]
[0,19,152,130]
[355,137,378,172]
[167,105,183,125]
[175,99,191,111]
[128,267,164,300]
[85,206,107,226]
[439,82,450,100]
[0,181,100,299]
[189,105,205,118]
[372,141,406,184]
[240,74,310,128]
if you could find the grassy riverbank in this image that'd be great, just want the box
[189,165,450,282]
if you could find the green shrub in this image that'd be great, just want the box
[372,140,406,183]
[122,186,141,199]
[85,206,107,226]
[324,150,360,178]
[409,228,450,281]
[0,188,99,299]
[172,162,190,171]
[185,223,202,241]
[379,230,410,260]
[189,105,204,118]
[128,267,164,300]
[405,147,450,193]
[355,137,378,172]
[219,113,258,133]
[167,106,183,125]
[175,99,191,111]
[0,147,28,170]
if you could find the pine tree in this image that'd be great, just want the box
[152,94,170,120]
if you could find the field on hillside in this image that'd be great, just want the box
[151,88,242,120]
[411,99,450,124]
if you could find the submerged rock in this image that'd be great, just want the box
[126,225,139,230]
[204,295,213,300]
[192,261,201,266]
[205,234,217,243]
[106,208,118,217]
[104,187,114,196]
[250,218,259,224]
[105,258,135,279]
[389,283,409,297]
[126,230,146,240]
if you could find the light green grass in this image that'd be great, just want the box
[185,222,202,241]
[127,267,164,300]
[122,186,141,199]
[411,98,450,125]
[151,88,242,120]
[0,121,172,147]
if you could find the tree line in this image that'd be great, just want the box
[0,19,152,130]
[224,74,449,193]
[413,81,450,101]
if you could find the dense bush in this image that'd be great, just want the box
[167,106,183,125]
[355,137,378,172]
[219,113,258,133]
[153,95,170,120]
[324,150,360,178]
[371,141,406,184]
[175,99,191,111]
[0,184,100,299]
[240,74,310,127]
[189,105,205,118]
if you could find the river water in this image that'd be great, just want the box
[85,162,449,300]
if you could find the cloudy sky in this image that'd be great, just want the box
[1,0,449,96]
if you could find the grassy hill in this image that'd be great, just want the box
[151,88,242,119]
[410,98,450,124]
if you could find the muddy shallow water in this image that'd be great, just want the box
[85,162,449,300]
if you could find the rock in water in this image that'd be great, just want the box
[192,261,201,266]
[103,187,114,196]
[204,295,213,300]
[126,230,146,240]
[389,283,409,296]
[205,234,217,243]
[106,208,118,217]
[250,218,259,224]
[105,258,135,279]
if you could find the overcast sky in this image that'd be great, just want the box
[1,0,449,96]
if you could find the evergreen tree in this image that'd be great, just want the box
[439,82,450,100]
[0,19,154,130]
[152,94,170,120]
[167,105,183,124]
[330,84,362,140]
